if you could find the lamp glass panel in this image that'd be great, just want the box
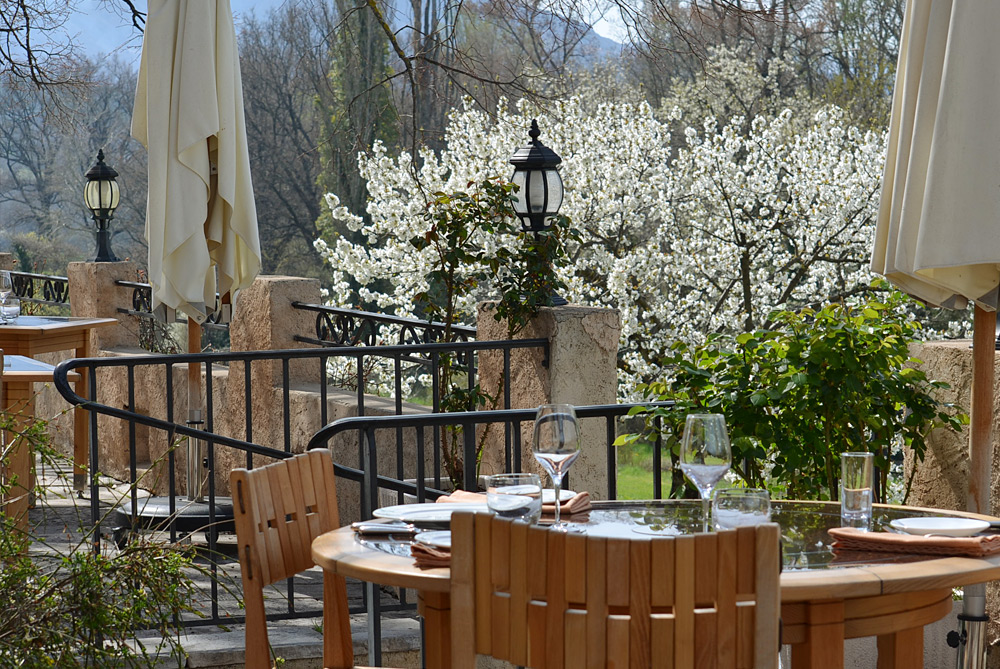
[544,169,563,213]
[85,179,120,211]
[527,170,547,212]
[511,169,528,214]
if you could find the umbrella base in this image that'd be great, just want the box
[107,495,234,548]
[948,613,989,669]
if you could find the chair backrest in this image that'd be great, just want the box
[231,449,354,669]
[450,512,781,668]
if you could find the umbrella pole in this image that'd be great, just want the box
[187,318,206,503]
[956,305,993,669]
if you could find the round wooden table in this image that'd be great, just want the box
[311,500,1000,668]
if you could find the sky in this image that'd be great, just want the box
[71,0,287,64]
[70,0,624,66]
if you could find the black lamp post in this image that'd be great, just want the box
[509,119,568,305]
[84,149,120,262]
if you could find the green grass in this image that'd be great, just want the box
[615,438,672,500]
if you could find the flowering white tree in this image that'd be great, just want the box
[316,52,894,396]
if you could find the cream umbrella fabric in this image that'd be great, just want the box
[132,0,261,325]
[871,0,1000,311]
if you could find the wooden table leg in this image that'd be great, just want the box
[877,627,923,669]
[419,590,452,669]
[2,381,35,533]
[790,600,845,669]
[73,344,90,491]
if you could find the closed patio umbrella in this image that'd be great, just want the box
[131,0,261,501]
[872,1,1000,665]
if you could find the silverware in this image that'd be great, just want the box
[351,519,416,535]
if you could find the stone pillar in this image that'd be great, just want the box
[0,253,14,270]
[477,303,620,499]
[906,340,1000,656]
[228,275,322,385]
[217,276,322,472]
[67,261,142,350]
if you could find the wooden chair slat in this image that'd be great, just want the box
[607,614,630,668]
[717,529,738,669]
[695,609,719,669]
[473,511,494,654]
[508,521,530,665]
[650,614,674,669]
[449,512,477,667]
[565,532,588,604]
[565,609,588,667]
[650,538,675,607]
[545,530,568,668]
[754,524,781,669]
[606,537,630,608]
[586,535,608,664]
[695,532,719,606]
[674,535,696,668]
[629,539,652,669]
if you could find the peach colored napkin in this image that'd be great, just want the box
[829,527,1000,558]
[411,541,450,569]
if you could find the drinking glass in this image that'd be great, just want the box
[486,473,543,524]
[840,452,874,530]
[712,488,771,530]
[679,413,732,532]
[0,271,11,324]
[1,297,19,324]
[532,403,581,532]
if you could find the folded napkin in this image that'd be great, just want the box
[829,527,1000,558]
[435,489,593,516]
[411,542,451,569]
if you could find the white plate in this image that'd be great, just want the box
[889,517,990,537]
[543,489,576,503]
[415,530,452,549]
[373,502,489,524]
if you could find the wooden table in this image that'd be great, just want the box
[1,355,81,530]
[0,316,116,490]
[311,500,1000,669]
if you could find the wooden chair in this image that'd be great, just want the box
[450,512,781,668]
[231,449,371,669]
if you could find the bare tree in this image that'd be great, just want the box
[238,0,340,278]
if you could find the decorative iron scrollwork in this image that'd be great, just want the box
[10,271,69,306]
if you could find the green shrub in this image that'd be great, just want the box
[0,411,197,667]
[622,285,967,502]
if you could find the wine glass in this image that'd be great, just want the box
[532,403,581,532]
[679,414,732,532]
[0,271,12,324]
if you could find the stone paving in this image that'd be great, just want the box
[22,455,423,668]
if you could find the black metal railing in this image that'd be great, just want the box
[11,270,70,307]
[114,279,231,330]
[303,402,672,665]
[51,338,547,626]
[292,302,477,348]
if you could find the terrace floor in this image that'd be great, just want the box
[21,455,423,668]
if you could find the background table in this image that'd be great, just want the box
[1,355,81,531]
[311,500,1000,669]
[0,316,116,490]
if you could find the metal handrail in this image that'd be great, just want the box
[10,270,70,306]
[292,301,477,348]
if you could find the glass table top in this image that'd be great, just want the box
[358,499,993,572]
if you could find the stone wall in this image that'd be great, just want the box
[477,302,620,499]
[905,340,1000,664]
